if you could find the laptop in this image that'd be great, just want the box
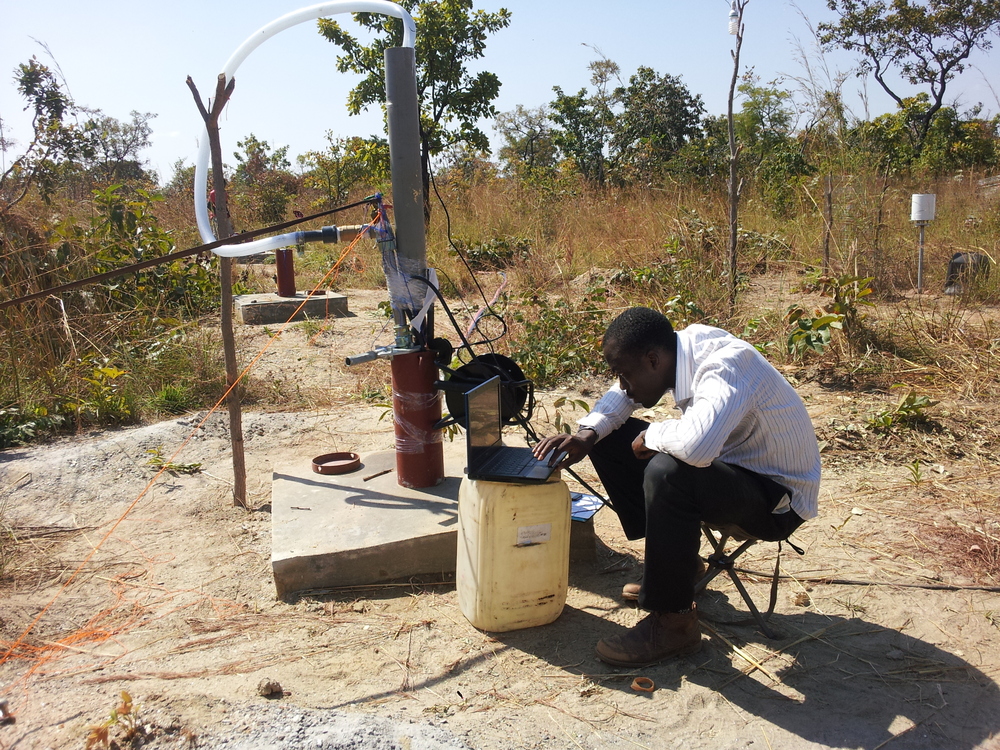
[464,377,560,483]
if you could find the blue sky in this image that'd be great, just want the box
[2,0,997,183]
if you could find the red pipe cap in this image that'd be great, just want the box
[311,452,361,475]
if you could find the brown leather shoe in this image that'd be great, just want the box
[621,560,709,602]
[595,605,702,667]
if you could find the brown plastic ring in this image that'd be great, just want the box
[312,452,361,475]
[630,677,655,693]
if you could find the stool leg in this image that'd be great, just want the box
[701,526,779,638]
[726,569,778,639]
[697,527,730,593]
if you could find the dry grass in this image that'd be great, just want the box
[931,525,1000,584]
[2,169,1000,598]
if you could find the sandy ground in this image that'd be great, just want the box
[2,285,1000,750]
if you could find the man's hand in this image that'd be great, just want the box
[632,430,656,460]
[532,429,598,469]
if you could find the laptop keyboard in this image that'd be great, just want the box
[482,448,539,474]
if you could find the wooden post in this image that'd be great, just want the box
[187,74,248,509]
[726,0,748,319]
[823,174,833,273]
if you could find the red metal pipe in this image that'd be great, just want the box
[390,350,444,488]
[275,248,296,298]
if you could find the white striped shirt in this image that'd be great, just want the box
[577,324,820,520]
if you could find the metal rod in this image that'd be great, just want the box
[917,223,926,294]
[0,197,378,312]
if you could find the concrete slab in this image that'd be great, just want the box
[271,441,597,598]
[235,290,348,326]
[271,445,464,598]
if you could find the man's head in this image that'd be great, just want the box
[602,307,677,408]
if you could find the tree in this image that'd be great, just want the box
[735,78,815,216]
[848,95,1000,172]
[674,115,731,180]
[819,0,1000,158]
[725,0,749,316]
[550,58,704,187]
[435,142,497,188]
[549,58,621,186]
[298,133,390,208]
[0,57,92,212]
[230,134,297,227]
[495,105,558,180]
[318,0,511,221]
[83,110,156,185]
[611,67,704,183]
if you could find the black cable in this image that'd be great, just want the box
[441,277,508,350]
[0,195,381,312]
[415,185,609,509]
[513,413,613,512]
[410,274,505,354]
[411,275,477,355]
[427,160,509,354]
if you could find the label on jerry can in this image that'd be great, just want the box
[516,523,552,546]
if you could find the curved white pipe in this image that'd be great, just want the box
[195,1,416,251]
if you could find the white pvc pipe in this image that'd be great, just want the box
[195,1,416,253]
[211,232,304,257]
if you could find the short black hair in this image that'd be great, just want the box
[603,307,676,358]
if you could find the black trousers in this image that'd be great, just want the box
[589,418,803,612]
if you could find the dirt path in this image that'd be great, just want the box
[2,287,1000,750]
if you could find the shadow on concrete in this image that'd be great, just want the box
[0,447,30,463]
[272,470,459,525]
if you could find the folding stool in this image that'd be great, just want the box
[693,522,804,639]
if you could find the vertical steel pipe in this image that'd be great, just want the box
[391,351,444,488]
[384,46,426,274]
[385,46,442,488]
[275,248,296,297]
[917,224,926,294]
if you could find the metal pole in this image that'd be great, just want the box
[384,46,443,488]
[384,47,426,274]
[917,223,925,294]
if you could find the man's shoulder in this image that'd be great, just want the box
[680,324,733,344]
[685,326,772,377]
[682,324,749,355]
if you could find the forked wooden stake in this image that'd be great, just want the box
[186,74,248,508]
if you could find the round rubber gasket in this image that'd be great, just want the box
[630,677,655,693]
[311,452,361,475]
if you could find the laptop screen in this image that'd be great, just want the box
[466,377,502,461]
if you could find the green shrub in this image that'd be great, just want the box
[65,363,133,425]
[510,287,609,387]
[868,390,939,432]
[0,405,66,450]
[786,306,844,357]
[453,235,533,270]
[148,385,195,415]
